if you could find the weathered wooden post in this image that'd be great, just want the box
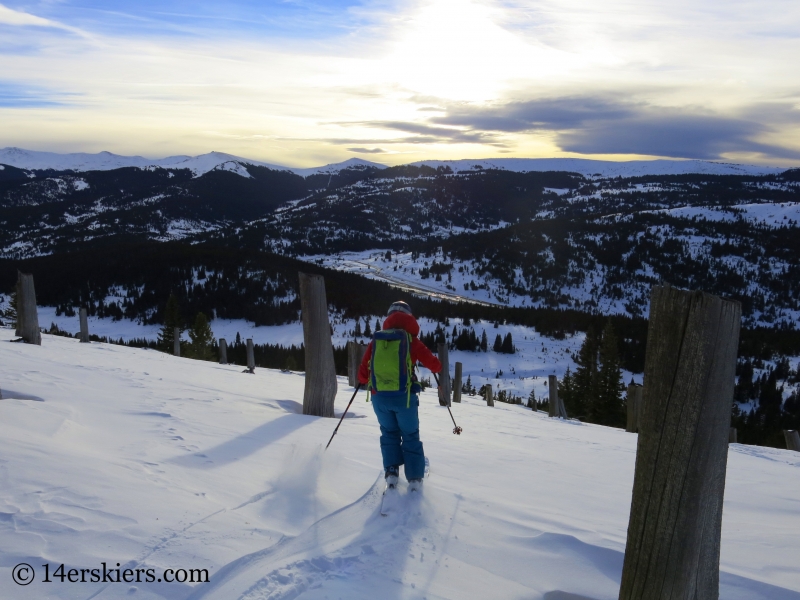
[547,375,567,418]
[219,338,228,364]
[618,285,741,600]
[784,430,800,452]
[299,272,337,418]
[246,338,255,373]
[437,342,451,407]
[78,307,90,343]
[173,327,180,357]
[15,271,41,345]
[626,383,637,432]
[729,427,737,444]
[486,384,494,407]
[347,341,359,387]
[635,386,644,431]
[453,362,463,403]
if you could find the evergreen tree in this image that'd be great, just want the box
[594,321,625,427]
[493,334,503,352]
[157,293,183,352]
[480,330,488,352]
[364,319,372,337]
[465,374,474,395]
[354,318,362,338]
[573,327,600,420]
[3,290,17,328]
[528,387,538,410]
[559,367,578,415]
[375,318,381,332]
[188,312,215,360]
[235,331,241,345]
[501,332,514,354]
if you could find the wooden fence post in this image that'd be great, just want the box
[173,327,180,357]
[299,272,337,418]
[347,341,359,387]
[219,338,228,364]
[15,271,41,345]
[453,362,463,403]
[729,427,737,444]
[784,430,800,452]
[547,375,567,418]
[79,307,90,343]
[437,343,451,407]
[626,383,637,432]
[246,338,255,373]
[635,386,644,431]
[486,384,494,407]
[618,285,741,600]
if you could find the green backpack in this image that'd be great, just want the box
[369,328,413,407]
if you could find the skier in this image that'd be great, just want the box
[358,301,442,492]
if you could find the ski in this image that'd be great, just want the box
[380,481,400,516]
[408,457,430,493]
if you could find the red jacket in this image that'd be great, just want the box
[358,312,442,386]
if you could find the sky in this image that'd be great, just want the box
[1,0,799,167]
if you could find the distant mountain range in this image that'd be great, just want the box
[1,146,799,331]
[0,147,788,178]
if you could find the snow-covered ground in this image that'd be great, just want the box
[1,330,799,599]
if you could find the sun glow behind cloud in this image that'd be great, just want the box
[0,0,799,166]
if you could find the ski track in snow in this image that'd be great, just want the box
[1,329,799,599]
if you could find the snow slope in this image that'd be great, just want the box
[411,158,786,177]
[1,329,799,600]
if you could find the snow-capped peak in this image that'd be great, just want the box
[290,157,388,177]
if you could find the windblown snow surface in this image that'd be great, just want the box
[1,329,799,600]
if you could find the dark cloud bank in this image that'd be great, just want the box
[352,96,800,161]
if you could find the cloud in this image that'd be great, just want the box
[335,120,507,146]
[433,97,635,132]
[558,111,800,160]
[0,80,76,108]
[0,3,88,37]
[347,147,387,153]
[423,96,800,160]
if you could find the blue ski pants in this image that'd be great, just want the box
[371,393,425,480]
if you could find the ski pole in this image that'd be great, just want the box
[432,372,463,435]
[325,383,361,450]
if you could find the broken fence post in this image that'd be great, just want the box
[219,338,228,365]
[618,285,741,600]
[453,361,463,403]
[246,338,255,373]
[784,430,800,452]
[173,327,181,357]
[486,383,494,407]
[79,307,90,343]
[635,386,644,431]
[16,271,41,345]
[437,343,451,407]
[347,341,359,387]
[298,272,338,418]
[626,383,637,432]
[547,375,567,418]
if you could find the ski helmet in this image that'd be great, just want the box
[387,301,412,316]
